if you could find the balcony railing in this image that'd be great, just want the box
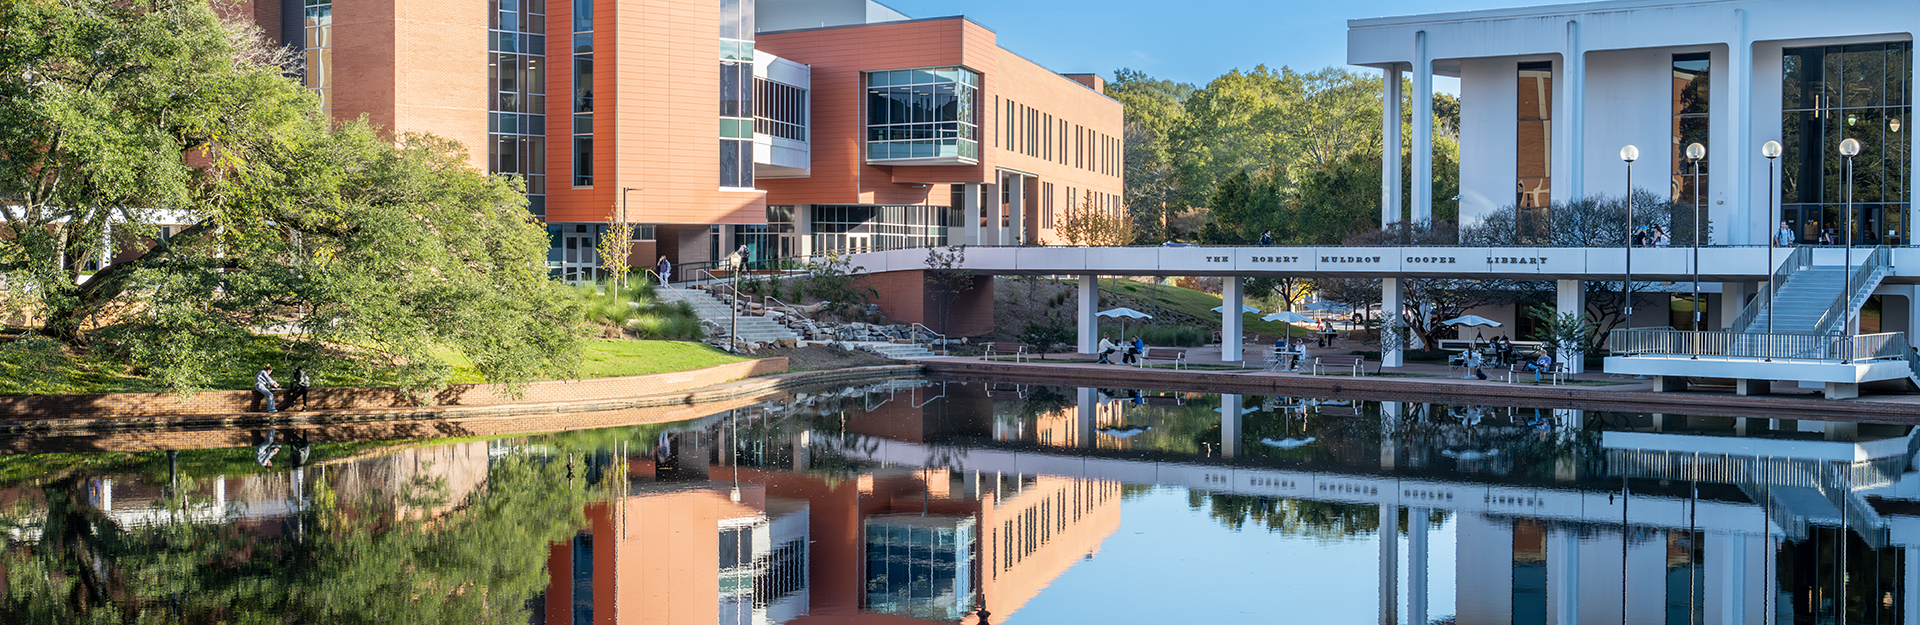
[1608,328,1912,364]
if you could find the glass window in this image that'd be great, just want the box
[573,137,593,187]
[866,67,981,162]
[1516,61,1552,213]
[573,0,591,32]
[1779,42,1912,244]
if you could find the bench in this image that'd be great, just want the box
[984,342,1032,362]
[1506,360,1569,385]
[1312,354,1373,376]
[1137,347,1190,369]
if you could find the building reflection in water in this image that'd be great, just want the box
[8,379,1920,624]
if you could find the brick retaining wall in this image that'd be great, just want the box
[0,357,790,420]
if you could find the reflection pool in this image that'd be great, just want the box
[1,378,1913,624]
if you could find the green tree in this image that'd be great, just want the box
[923,246,974,335]
[0,0,584,393]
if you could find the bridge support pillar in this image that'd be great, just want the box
[1824,382,1860,400]
[1222,277,1244,362]
[1555,279,1586,373]
[1220,394,1241,459]
[1652,376,1688,392]
[1382,278,1405,368]
[961,183,982,246]
[1736,379,1772,396]
[1409,507,1430,625]
[1077,387,1098,448]
[1077,275,1099,353]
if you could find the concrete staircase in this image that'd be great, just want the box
[845,341,939,360]
[656,287,800,344]
[1737,249,1892,336]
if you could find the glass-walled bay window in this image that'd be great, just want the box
[489,0,547,216]
[719,0,755,189]
[1782,42,1912,245]
[866,68,980,164]
[810,204,958,253]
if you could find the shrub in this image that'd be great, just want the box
[1134,325,1208,347]
[579,282,704,340]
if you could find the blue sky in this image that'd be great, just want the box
[875,0,1547,91]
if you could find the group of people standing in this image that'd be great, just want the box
[1628,226,1673,246]
[1095,335,1146,364]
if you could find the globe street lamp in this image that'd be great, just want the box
[1621,145,1639,334]
[1840,137,1861,338]
[1686,142,1706,333]
[1762,140,1781,340]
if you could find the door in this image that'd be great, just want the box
[563,232,598,283]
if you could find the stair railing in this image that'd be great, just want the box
[1812,246,1891,335]
[1727,246,1812,333]
[762,295,820,341]
[910,322,948,356]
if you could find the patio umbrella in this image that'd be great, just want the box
[1441,314,1504,328]
[1098,307,1154,341]
[1211,304,1263,314]
[1262,311,1313,324]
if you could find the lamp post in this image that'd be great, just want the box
[1686,142,1705,333]
[1621,145,1638,334]
[1840,137,1861,338]
[620,187,638,290]
[1762,141,1782,349]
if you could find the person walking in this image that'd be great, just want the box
[1096,335,1117,364]
[283,366,312,411]
[254,365,281,413]
[1776,221,1795,247]
[1653,226,1672,246]
[1260,230,1272,246]
[657,255,672,285]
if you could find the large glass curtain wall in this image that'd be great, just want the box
[810,205,958,253]
[866,68,980,162]
[1671,53,1712,244]
[1782,42,1912,245]
[489,0,547,216]
[1515,61,1553,242]
[720,0,755,189]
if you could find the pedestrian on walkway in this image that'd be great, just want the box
[1260,230,1272,246]
[283,366,312,411]
[254,365,281,413]
[657,256,672,285]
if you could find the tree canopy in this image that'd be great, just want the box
[0,0,585,393]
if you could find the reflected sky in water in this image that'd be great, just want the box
[0,377,1913,624]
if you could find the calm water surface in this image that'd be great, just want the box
[1,378,1910,624]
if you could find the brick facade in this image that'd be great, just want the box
[855,270,994,336]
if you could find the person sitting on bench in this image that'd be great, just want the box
[1525,352,1553,382]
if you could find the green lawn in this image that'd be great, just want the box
[1081,279,1323,339]
[1,337,748,396]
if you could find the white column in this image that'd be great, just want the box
[1556,279,1586,373]
[1707,533,1747,625]
[1220,394,1241,459]
[1380,402,1402,470]
[1728,10,1752,245]
[1905,544,1920,625]
[794,204,815,257]
[1077,275,1099,353]
[1383,66,1404,227]
[1006,176,1025,245]
[1548,528,1580,625]
[1410,508,1430,625]
[1720,282,1754,331]
[1077,387,1098,448]
[101,478,113,511]
[1561,20,1585,202]
[961,184,982,246]
[1222,277,1244,362]
[1383,277,1405,368]
[1379,504,1399,625]
[1412,31,1433,224]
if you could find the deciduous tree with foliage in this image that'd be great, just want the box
[0,0,585,393]
[1055,190,1131,246]
[923,246,974,335]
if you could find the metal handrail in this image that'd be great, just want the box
[1608,328,1911,363]
[1812,246,1891,335]
[762,295,821,340]
[909,322,947,356]
[1727,246,1811,333]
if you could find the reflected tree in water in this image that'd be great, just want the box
[0,451,590,624]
